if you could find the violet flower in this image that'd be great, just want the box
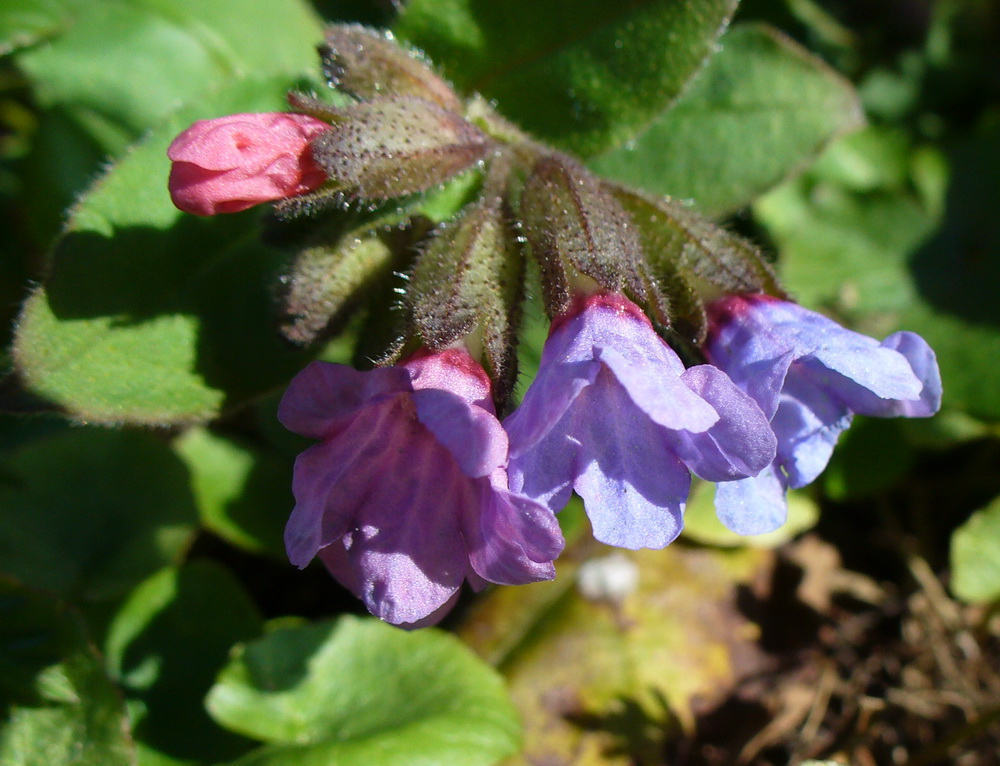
[505,292,777,550]
[705,294,942,532]
[167,112,329,216]
[279,348,564,626]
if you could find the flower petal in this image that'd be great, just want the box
[464,474,564,584]
[569,378,689,549]
[597,346,719,432]
[772,372,853,488]
[714,466,788,535]
[314,418,472,625]
[412,388,508,478]
[507,423,578,515]
[284,397,411,567]
[278,361,412,440]
[666,365,777,481]
[806,331,942,418]
[504,358,598,458]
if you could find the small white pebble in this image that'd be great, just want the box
[576,553,639,603]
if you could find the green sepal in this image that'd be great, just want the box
[518,156,662,319]
[309,98,491,200]
[409,174,524,405]
[320,24,463,113]
[611,185,787,343]
[279,216,404,346]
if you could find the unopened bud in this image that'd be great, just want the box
[310,98,490,200]
[321,24,463,113]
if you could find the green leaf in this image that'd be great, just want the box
[0,429,198,604]
[173,428,290,559]
[0,0,76,55]
[104,562,262,763]
[950,494,1000,604]
[0,577,136,766]
[206,617,521,766]
[394,0,737,157]
[589,23,864,216]
[13,77,317,424]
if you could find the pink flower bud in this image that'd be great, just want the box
[167,112,330,216]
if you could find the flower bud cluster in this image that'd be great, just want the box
[166,25,942,625]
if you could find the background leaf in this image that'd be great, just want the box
[173,428,290,559]
[104,562,263,763]
[13,78,317,424]
[0,577,136,766]
[0,429,198,604]
[950,493,1000,604]
[757,122,1000,420]
[394,0,737,157]
[590,23,864,216]
[0,0,77,55]
[206,616,521,766]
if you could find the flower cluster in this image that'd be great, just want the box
[166,25,942,625]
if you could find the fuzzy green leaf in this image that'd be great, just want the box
[206,617,521,766]
[590,23,864,215]
[13,78,316,424]
[16,0,321,138]
[173,428,290,559]
[0,0,76,55]
[395,0,737,157]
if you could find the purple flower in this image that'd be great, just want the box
[504,292,777,550]
[279,348,564,626]
[705,294,942,532]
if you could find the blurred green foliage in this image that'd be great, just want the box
[1,0,999,763]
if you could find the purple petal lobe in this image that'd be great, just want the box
[285,399,407,567]
[504,359,598,458]
[314,417,472,625]
[464,474,564,584]
[881,331,942,416]
[808,332,942,418]
[667,365,777,481]
[772,373,853,488]
[597,346,719,432]
[569,378,689,549]
[714,466,788,535]
[507,423,578,514]
[278,361,411,439]
[412,388,507,477]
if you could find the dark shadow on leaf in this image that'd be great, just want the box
[38,213,313,415]
[118,562,260,762]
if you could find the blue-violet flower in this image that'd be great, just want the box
[505,292,777,550]
[279,348,565,626]
[705,294,942,532]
